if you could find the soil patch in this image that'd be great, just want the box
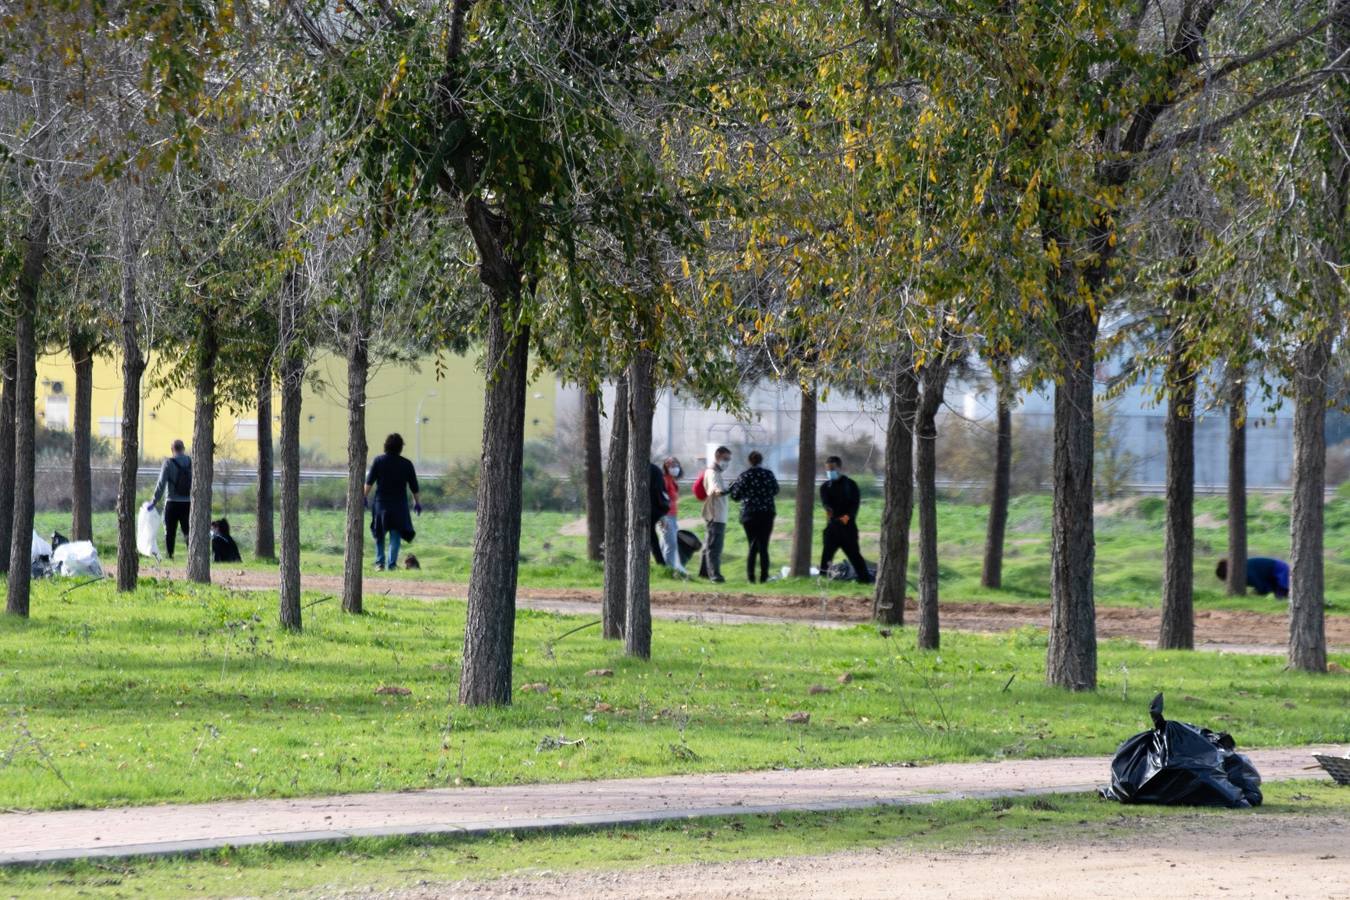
[200,570,1350,652]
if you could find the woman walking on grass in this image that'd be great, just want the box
[364,433,421,571]
[728,450,779,583]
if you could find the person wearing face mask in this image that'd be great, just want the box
[819,455,872,584]
[657,457,688,576]
[698,446,731,583]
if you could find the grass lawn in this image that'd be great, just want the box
[1,580,1346,813]
[36,491,1349,615]
[2,782,1347,898]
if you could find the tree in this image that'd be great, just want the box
[277,264,307,631]
[915,353,956,649]
[1,31,53,616]
[255,362,276,560]
[624,351,656,659]
[1225,361,1247,596]
[874,364,917,623]
[582,387,605,563]
[0,347,14,575]
[68,326,100,541]
[980,359,1014,589]
[285,0,717,697]
[602,377,629,640]
[791,386,818,578]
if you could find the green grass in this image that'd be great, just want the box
[2,580,1347,812]
[3,781,1347,898]
[37,491,1348,615]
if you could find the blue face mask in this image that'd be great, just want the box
[826,469,840,481]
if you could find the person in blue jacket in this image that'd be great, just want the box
[364,433,420,571]
[1215,557,1289,599]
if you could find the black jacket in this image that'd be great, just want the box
[820,475,861,521]
[649,463,669,521]
[728,465,779,522]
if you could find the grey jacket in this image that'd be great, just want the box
[152,454,192,505]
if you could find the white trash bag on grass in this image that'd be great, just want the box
[53,540,104,577]
[136,504,162,559]
[31,529,51,562]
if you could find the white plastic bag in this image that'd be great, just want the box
[137,505,162,559]
[53,541,104,577]
[30,530,51,563]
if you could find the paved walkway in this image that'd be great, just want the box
[1,746,1342,866]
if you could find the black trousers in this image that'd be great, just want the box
[742,512,775,583]
[820,519,870,583]
[164,500,190,559]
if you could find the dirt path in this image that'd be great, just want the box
[2,747,1342,866]
[198,569,1350,654]
[388,812,1350,900]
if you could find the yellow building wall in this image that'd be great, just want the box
[34,351,556,469]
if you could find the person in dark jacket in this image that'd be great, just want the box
[210,518,242,563]
[819,455,872,584]
[148,439,191,560]
[1216,557,1290,599]
[728,450,779,582]
[364,433,420,571]
[648,462,670,566]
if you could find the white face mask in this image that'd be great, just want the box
[670,465,682,478]
[715,458,729,471]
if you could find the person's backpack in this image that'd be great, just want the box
[692,470,709,501]
[171,457,191,496]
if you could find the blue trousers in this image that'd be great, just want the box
[375,530,402,569]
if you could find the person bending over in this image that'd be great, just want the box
[1216,557,1289,599]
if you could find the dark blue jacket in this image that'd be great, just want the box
[1246,557,1289,597]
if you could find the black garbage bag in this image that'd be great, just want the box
[676,529,701,566]
[1101,693,1262,808]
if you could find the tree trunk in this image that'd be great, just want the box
[790,385,817,577]
[115,192,144,593]
[981,372,1013,589]
[458,292,530,706]
[342,317,370,614]
[6,201,47,616]
[624,352,655,659]
[278,351,304,630]
[277,266,305,631]
[916,363,949,650]
[1159,350,1196,650]
[69,330,94,542]
[254,368,275,560]
[873,365,917,624]
[186,312,217,584]
[1287,328,1331,673]
[1225,364,1247,596]
[583,387,605,563]
[602,376,629,640]
[257,367,279,555]
[1046,303,1098,691]
[0,347,16,575]
[1287,0,1348,672]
